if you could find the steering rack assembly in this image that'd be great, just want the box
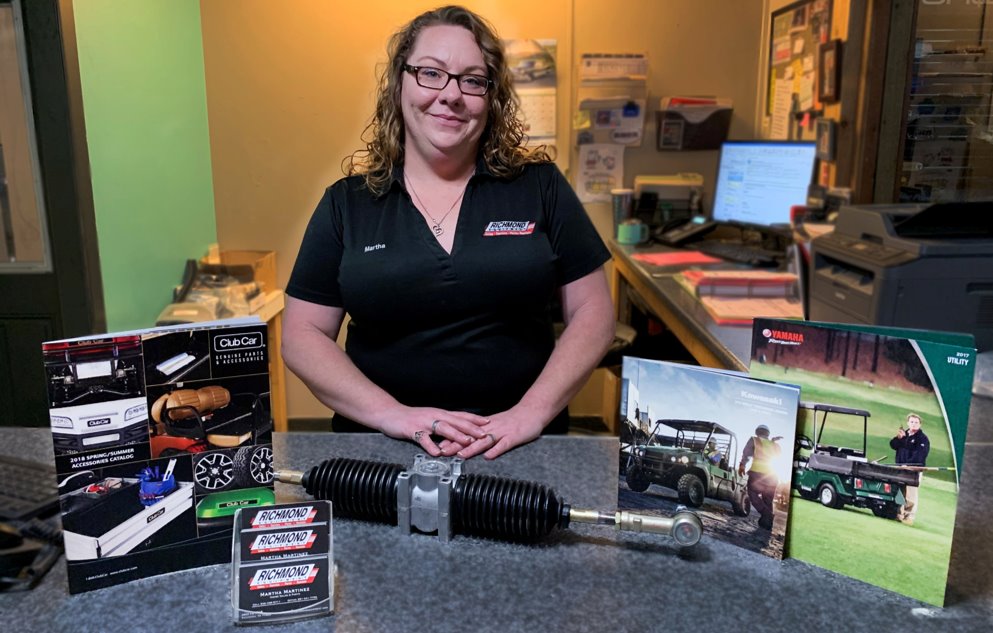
[275,454,703,546]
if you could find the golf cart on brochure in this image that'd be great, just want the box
[149,385,273,494]
[44,336,149,454]
[624,419,751,515]
[149,385,272,458]
[792,402,919,519]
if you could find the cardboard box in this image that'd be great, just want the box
[200,250,276,292]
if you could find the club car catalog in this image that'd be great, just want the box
[42,317,276,593]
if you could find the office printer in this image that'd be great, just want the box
[809,202,993,350]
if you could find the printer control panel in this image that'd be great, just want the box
[816,234,916,266]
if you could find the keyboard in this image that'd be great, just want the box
[695,241,782,267]
[0,455,59,521]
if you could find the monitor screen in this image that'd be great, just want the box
[711,141,816,228]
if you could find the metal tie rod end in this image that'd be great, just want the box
[274,470,304,485]
[568,507,703,546]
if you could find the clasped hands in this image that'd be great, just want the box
[378,406,544,460]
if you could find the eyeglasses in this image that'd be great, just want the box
[403,64,492,96]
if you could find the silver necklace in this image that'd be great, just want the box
[404,174,470,237]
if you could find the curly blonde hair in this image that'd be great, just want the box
[345,5,550,196]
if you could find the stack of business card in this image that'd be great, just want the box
[231,501,334,625]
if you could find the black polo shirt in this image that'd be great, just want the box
[286,160,610,431]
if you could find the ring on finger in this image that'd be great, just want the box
[486,433,496,444]
[431,420,440,435]
[414,430,424,442]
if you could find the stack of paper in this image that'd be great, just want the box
[695,295,803,326]
[674,270,802,325]
[631,251,721,267]
[676,270,798,298]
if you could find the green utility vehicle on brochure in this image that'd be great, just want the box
[624,419,751,515]
[793,402,918,518]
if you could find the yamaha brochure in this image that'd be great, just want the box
[749,318,976,606]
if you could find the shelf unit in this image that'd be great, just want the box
[900,43,993,203]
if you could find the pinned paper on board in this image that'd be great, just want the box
[791,59,804,93]
[773,37,792,65]
[798,72,816,111]
[770,79,793,140]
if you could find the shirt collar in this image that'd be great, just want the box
[390,153,493,190]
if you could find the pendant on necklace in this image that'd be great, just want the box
[432,225,444,236]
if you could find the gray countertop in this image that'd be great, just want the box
[1,413,991,633]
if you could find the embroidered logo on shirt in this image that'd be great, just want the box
[483,221,535,236]
[364,243,386,253]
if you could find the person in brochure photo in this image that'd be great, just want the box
[738,424,783,530]
[705,440,722,466]
[282,5,614,460]
[890,412,930,526]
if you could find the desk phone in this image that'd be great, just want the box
[654,216,717,246]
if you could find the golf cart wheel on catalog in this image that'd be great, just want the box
[194,452,236,492]
[817,482,843,509]
[677,473,706,507]
[235,445,273,486]
[625,466,651,492]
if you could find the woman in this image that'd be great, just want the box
[283,5,614,460]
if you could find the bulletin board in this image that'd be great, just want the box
[765,0,832,122]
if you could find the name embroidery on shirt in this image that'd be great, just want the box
[363,243,386,253]
[483,221,535,236]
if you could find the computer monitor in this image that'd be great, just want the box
[711,141,817,229]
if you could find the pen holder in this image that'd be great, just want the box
[617,219,650,245]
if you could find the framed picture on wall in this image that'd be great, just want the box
[819,39,842,103]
